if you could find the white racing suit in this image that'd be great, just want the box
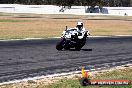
[75,27,89,39]
[74,27,89,48]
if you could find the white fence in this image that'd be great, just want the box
[0,4,132,16]
[0,4,61,14]
[106,7,132,16]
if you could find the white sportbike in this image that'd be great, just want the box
[56,27,90,51]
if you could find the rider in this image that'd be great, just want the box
[75,21,88,39]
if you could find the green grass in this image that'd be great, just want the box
[0,19,31,22]
[0,13,12,16]
[44,68,132,88]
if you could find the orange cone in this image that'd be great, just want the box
[84,71,89,78]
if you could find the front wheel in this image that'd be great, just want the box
[56,38,65,50]
[64,41,70,50]
[56,43,63,50]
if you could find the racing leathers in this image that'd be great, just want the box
[75,27,88,39]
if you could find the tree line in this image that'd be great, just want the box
[0,0,132,7]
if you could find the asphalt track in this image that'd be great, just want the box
[0,37,132,83]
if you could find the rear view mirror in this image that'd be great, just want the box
[65,26,68,31]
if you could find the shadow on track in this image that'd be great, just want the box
[66,48,93,51]
[81,49,93,51]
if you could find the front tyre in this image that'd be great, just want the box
[56,38,65,50]
[56,43,63,50]
[64,41,70,50]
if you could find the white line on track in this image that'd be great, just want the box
[0,35,132,42]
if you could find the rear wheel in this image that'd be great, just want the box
[75,38,86,51]
[75,40,82,51]
[75,45,81,51]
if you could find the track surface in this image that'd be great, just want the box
[0,37,132,83]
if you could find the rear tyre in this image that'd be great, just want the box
[76,38,86,50]
[75,45,81,51]
[75,40,81,51]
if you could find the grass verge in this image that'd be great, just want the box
[0,19,31,22]
[0,14,132,39]
[45,66,132,88]
[0,65,132,88]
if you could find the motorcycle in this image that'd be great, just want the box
[56,26,89,51]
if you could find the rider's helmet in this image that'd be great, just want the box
[77,22,83,30]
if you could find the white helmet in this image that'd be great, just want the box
[77,22,83,29]
[77,22,83,26]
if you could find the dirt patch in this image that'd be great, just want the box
[0,14,132,39]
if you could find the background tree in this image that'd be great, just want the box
[0,0,132,7]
